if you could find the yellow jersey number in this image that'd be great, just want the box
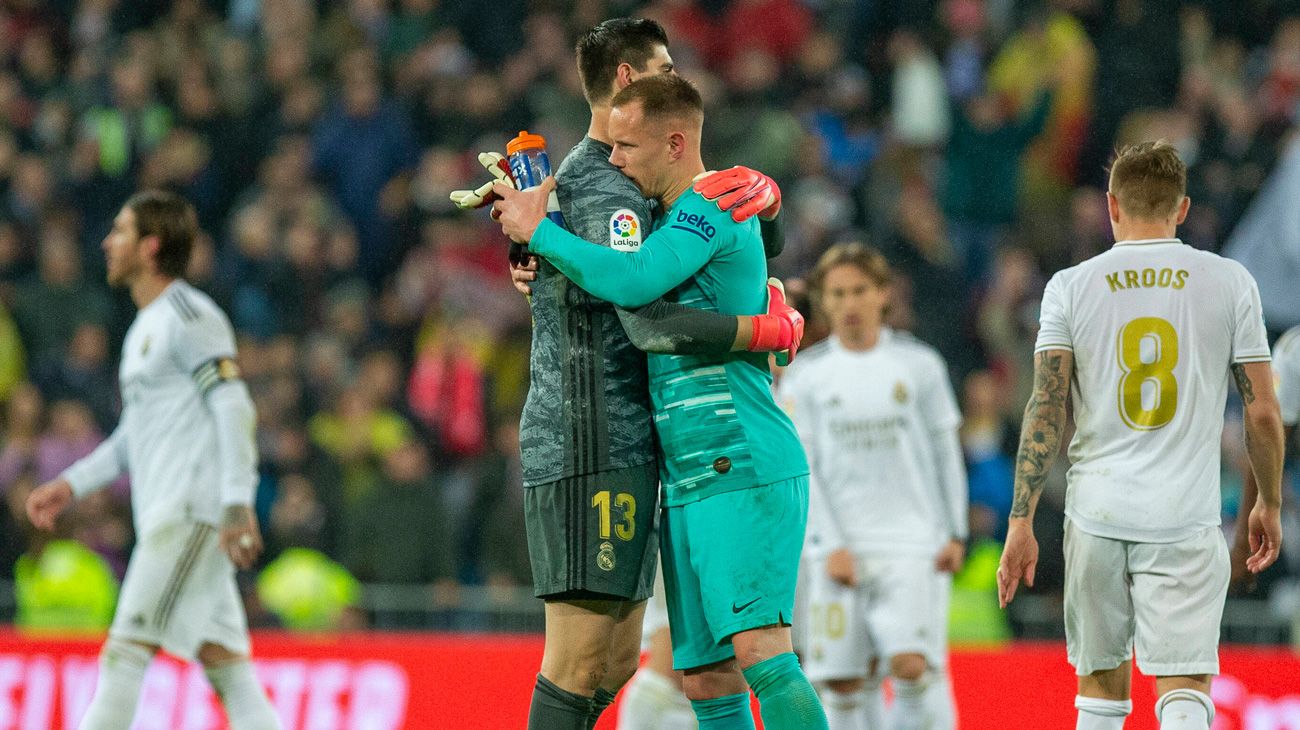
[1116,316,1179,430]
[591,490,636,541]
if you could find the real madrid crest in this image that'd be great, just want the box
[597,541,616,571]
[893,380,909,404]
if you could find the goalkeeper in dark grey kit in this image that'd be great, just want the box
[451,18,798,730]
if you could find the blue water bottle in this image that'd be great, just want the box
[506,130,565,266]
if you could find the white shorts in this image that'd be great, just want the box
[1064,519,1228,676]
[803,552,950,682]
[111,521,250,661]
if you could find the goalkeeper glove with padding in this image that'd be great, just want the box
[449,152,516,209]
[748,277,804,365]
[694,166,782,223]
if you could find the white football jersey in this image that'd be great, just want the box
[1035,239,1271,542]
[1274,325,1300,427]
[778,329,966,558]
[64,281,253,537]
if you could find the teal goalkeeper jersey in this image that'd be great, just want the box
[529,188,809,506]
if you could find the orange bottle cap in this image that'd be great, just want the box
[507,130,547,156]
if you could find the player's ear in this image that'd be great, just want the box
[1106,192,1121,225]
[615,62,635,90]
[1174,195,1190,225]
[667,131,686,160]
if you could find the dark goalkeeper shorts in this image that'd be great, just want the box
[525,461,659,601]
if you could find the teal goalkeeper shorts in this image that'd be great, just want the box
[660,475,809,670]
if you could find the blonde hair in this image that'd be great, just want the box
[1107,140,1187,220]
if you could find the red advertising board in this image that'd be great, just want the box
[0,630,1296,728]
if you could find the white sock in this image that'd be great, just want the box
[861,677,886,729]
[821,684,865,730]
[78,639,153,730]
[1074,695,1131,730]
[888,674,931,730]
[205,660,282,730]
[618,668,696,730]
[923,669,956,729]
[1156,689,1214,730]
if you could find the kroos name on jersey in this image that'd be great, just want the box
[1105,267,1190,292]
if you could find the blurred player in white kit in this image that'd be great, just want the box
[618,564,698,730]
[997,141,1284,730]
[25,190,281,729]
[779,243,968,730]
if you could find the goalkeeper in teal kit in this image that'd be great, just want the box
[495,74,829,730]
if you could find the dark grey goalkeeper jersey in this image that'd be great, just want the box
[520,136,657,486]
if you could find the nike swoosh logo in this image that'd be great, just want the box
[732,597,760,614]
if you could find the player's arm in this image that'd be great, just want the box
[1232,361,1285,575]
[500,180,718,308]
[617,278,803,357]
[27,425,129,530]
[998,348,1073,607]
[178,311,264,569]
[921,356,969,573]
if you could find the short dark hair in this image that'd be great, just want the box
[611,74,703,125]
[1108,140,1187,220]
[125,189,197,278]
[575,18,669,104]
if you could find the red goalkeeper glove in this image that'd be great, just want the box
[450,152,516,210]
[748,277,804,365]
[693,166,782,223]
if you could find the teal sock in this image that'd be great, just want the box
[742,653,829,730]
[690,691,756,729]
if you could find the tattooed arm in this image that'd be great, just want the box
[1010,350,1074,519]
[1232,361,1285,576]
[998,348,1073,607]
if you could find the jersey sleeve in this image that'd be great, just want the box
[917,351,968,541]
[529,215,722,309]
[170,304,239,381]
[1034,272,1073,352]
[918,350,962,432]
[1230,267,1271,363]
[1275,328,1300,425]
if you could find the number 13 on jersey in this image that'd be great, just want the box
[1116,316,1179,430]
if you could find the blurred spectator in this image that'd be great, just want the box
[959,370,1016,537]
[0,300,25,401]
[312,49,418,285]
[943,88,1053,283]
[888,29,951,148]
[343,439,455,588]
[0,383,44,489]
[31,323,118,431]
[11,222,111,365]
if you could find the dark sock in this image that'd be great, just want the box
[690,692,757,729]
[528,674,593,730]
[741,653,829,730]
[585,687,618,729]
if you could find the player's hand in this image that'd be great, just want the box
[449,152,515,211]
[25,478,73,531]
[749,278,805,365]
[510,256,539,296]
[492,176,553,243]
[997,518,1038,608]
[1245,501,1282,574]
[935,539,966,573]
[220,504,264,570]
[1229,527,1258,594]
[693,166,782,223]
[826,548,857,587]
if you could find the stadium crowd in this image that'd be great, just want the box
[0,0,1298,635]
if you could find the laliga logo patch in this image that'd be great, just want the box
[609,209,642,252]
